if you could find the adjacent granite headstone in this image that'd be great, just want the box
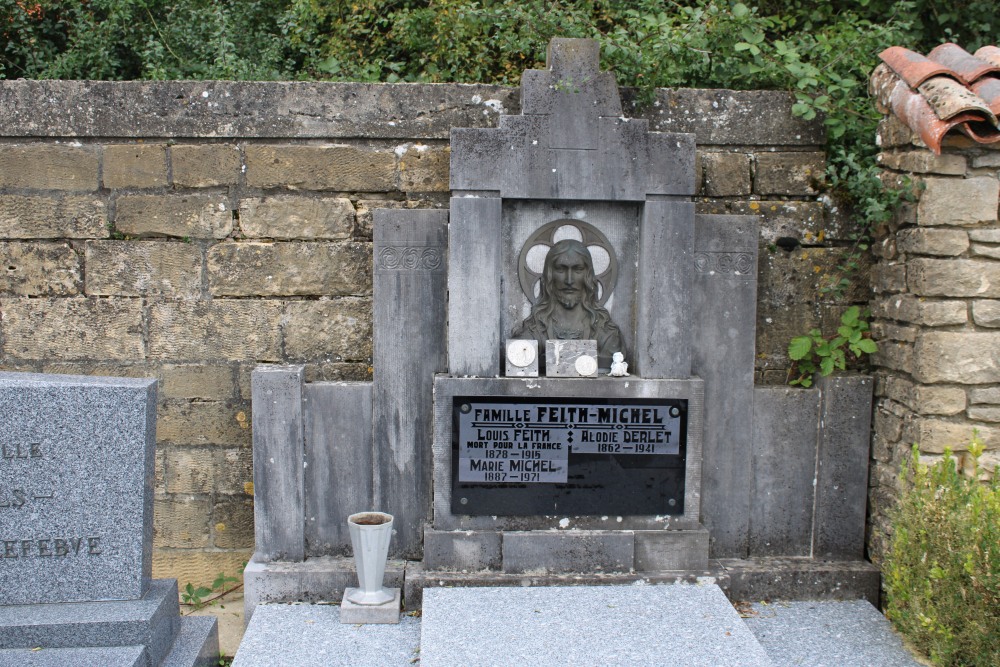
[0,371,217,667]
[0,372,156,605]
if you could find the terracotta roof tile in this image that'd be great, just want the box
[872,43,1000,153]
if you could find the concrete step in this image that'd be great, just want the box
[743,600,926,667]
[161,616,220,667]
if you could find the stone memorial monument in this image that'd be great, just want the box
[0,371,218,666]
[246,37,876,616]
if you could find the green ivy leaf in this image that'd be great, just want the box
[855,338,878,354]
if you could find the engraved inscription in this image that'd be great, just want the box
[1,442,43,459]
[377,245,444,271]
[1,536,102,558]
[694,251,754,275]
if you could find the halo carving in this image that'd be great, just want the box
[516,219,618,306]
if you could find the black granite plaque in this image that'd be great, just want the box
[452,396,687,516]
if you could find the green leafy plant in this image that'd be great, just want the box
[181,571,241,612]
[883,439,999,667]
[787,305,877,387]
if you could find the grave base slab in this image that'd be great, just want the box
[0,579,218,667]
[340,588,401,624]
[243,553,406,623]
[403,559,729,611]
[720,557,881,605]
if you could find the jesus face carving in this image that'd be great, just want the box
[550,247,591,309]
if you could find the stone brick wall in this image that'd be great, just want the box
[0,81,844,585]
[868,116,1000,561]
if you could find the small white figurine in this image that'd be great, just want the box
[608,352,629,377]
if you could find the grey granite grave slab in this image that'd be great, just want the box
[692,214,758,558]
[303,381,373,557]
[373,209,448,559]
[636,199,695,378]
[448,196,502,376]
[0,371,156,605]
[745,600,924,667]
[251,366,305,563]
[242,554,406,622]
[160,616,219,667]
[634,527,710,570]
[432,376,704,532]
[423,528,502,571]
[420,584,773,666]
[0,646,146,667]
[502,531,634,573]
[813,375,874,560]
[232,604,422,667]
[0,579,178,666]
[750,387,821,557]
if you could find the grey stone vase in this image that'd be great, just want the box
[346,511,395,605]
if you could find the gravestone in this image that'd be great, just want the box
[0,371,217,666]
[245,37,877,616]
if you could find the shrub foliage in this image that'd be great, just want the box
[883,441,1000,667]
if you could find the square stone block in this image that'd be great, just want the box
[634,528,710,571]
[545,340,598,377]
[423,529,502,571]
[340,588,401,624]
[503,531,633,574]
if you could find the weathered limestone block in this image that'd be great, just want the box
[911,385,967,415]
[84,240,202,297]
[877,150,966,175]
[153,494,212,548]
[871,321,917,343]
[245,145,395,191]
[696,201,831,244]
[917,177,999,226]
[700,152,751,196]
[871,341,913,373]
[972,299,1000,327]
[970,387,1000,404]
[160,363,236,400]
[2,297,143,360]
[354,199,436,240]
[213,447,254,496]
[872,294,967,326]
[877,115,917,148]
[874,405,904,442]
[283,298,373,360]
[758,246,871,304]
[163,446,214,494]
[896,228,969,256]
[152,550,251,592]
[102,144,168,188]
[0,145,99,190]
[0,194,108,238]
[212,496,254,549]
[970,243,1000,259]
[0,241,80,296]
[904,418,1000,453]
[238,195,354,239]
[116,194,233,239]
[397,144,450,192]
[972,153,1000,168]
[871,263,906,294]
[207,242,371,296]
[149,300,283,360]
[754,152,825,196]
[968,406,1000,422]
[171,144,241,187]
[907,258,1000,297]
[157,399,251,446]
[968,229,1000,243]
[913,332,1000,383]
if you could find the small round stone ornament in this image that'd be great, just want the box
[507,340,537,368]
[574,354,598,377]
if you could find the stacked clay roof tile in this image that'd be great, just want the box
[871,43,1000,153]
